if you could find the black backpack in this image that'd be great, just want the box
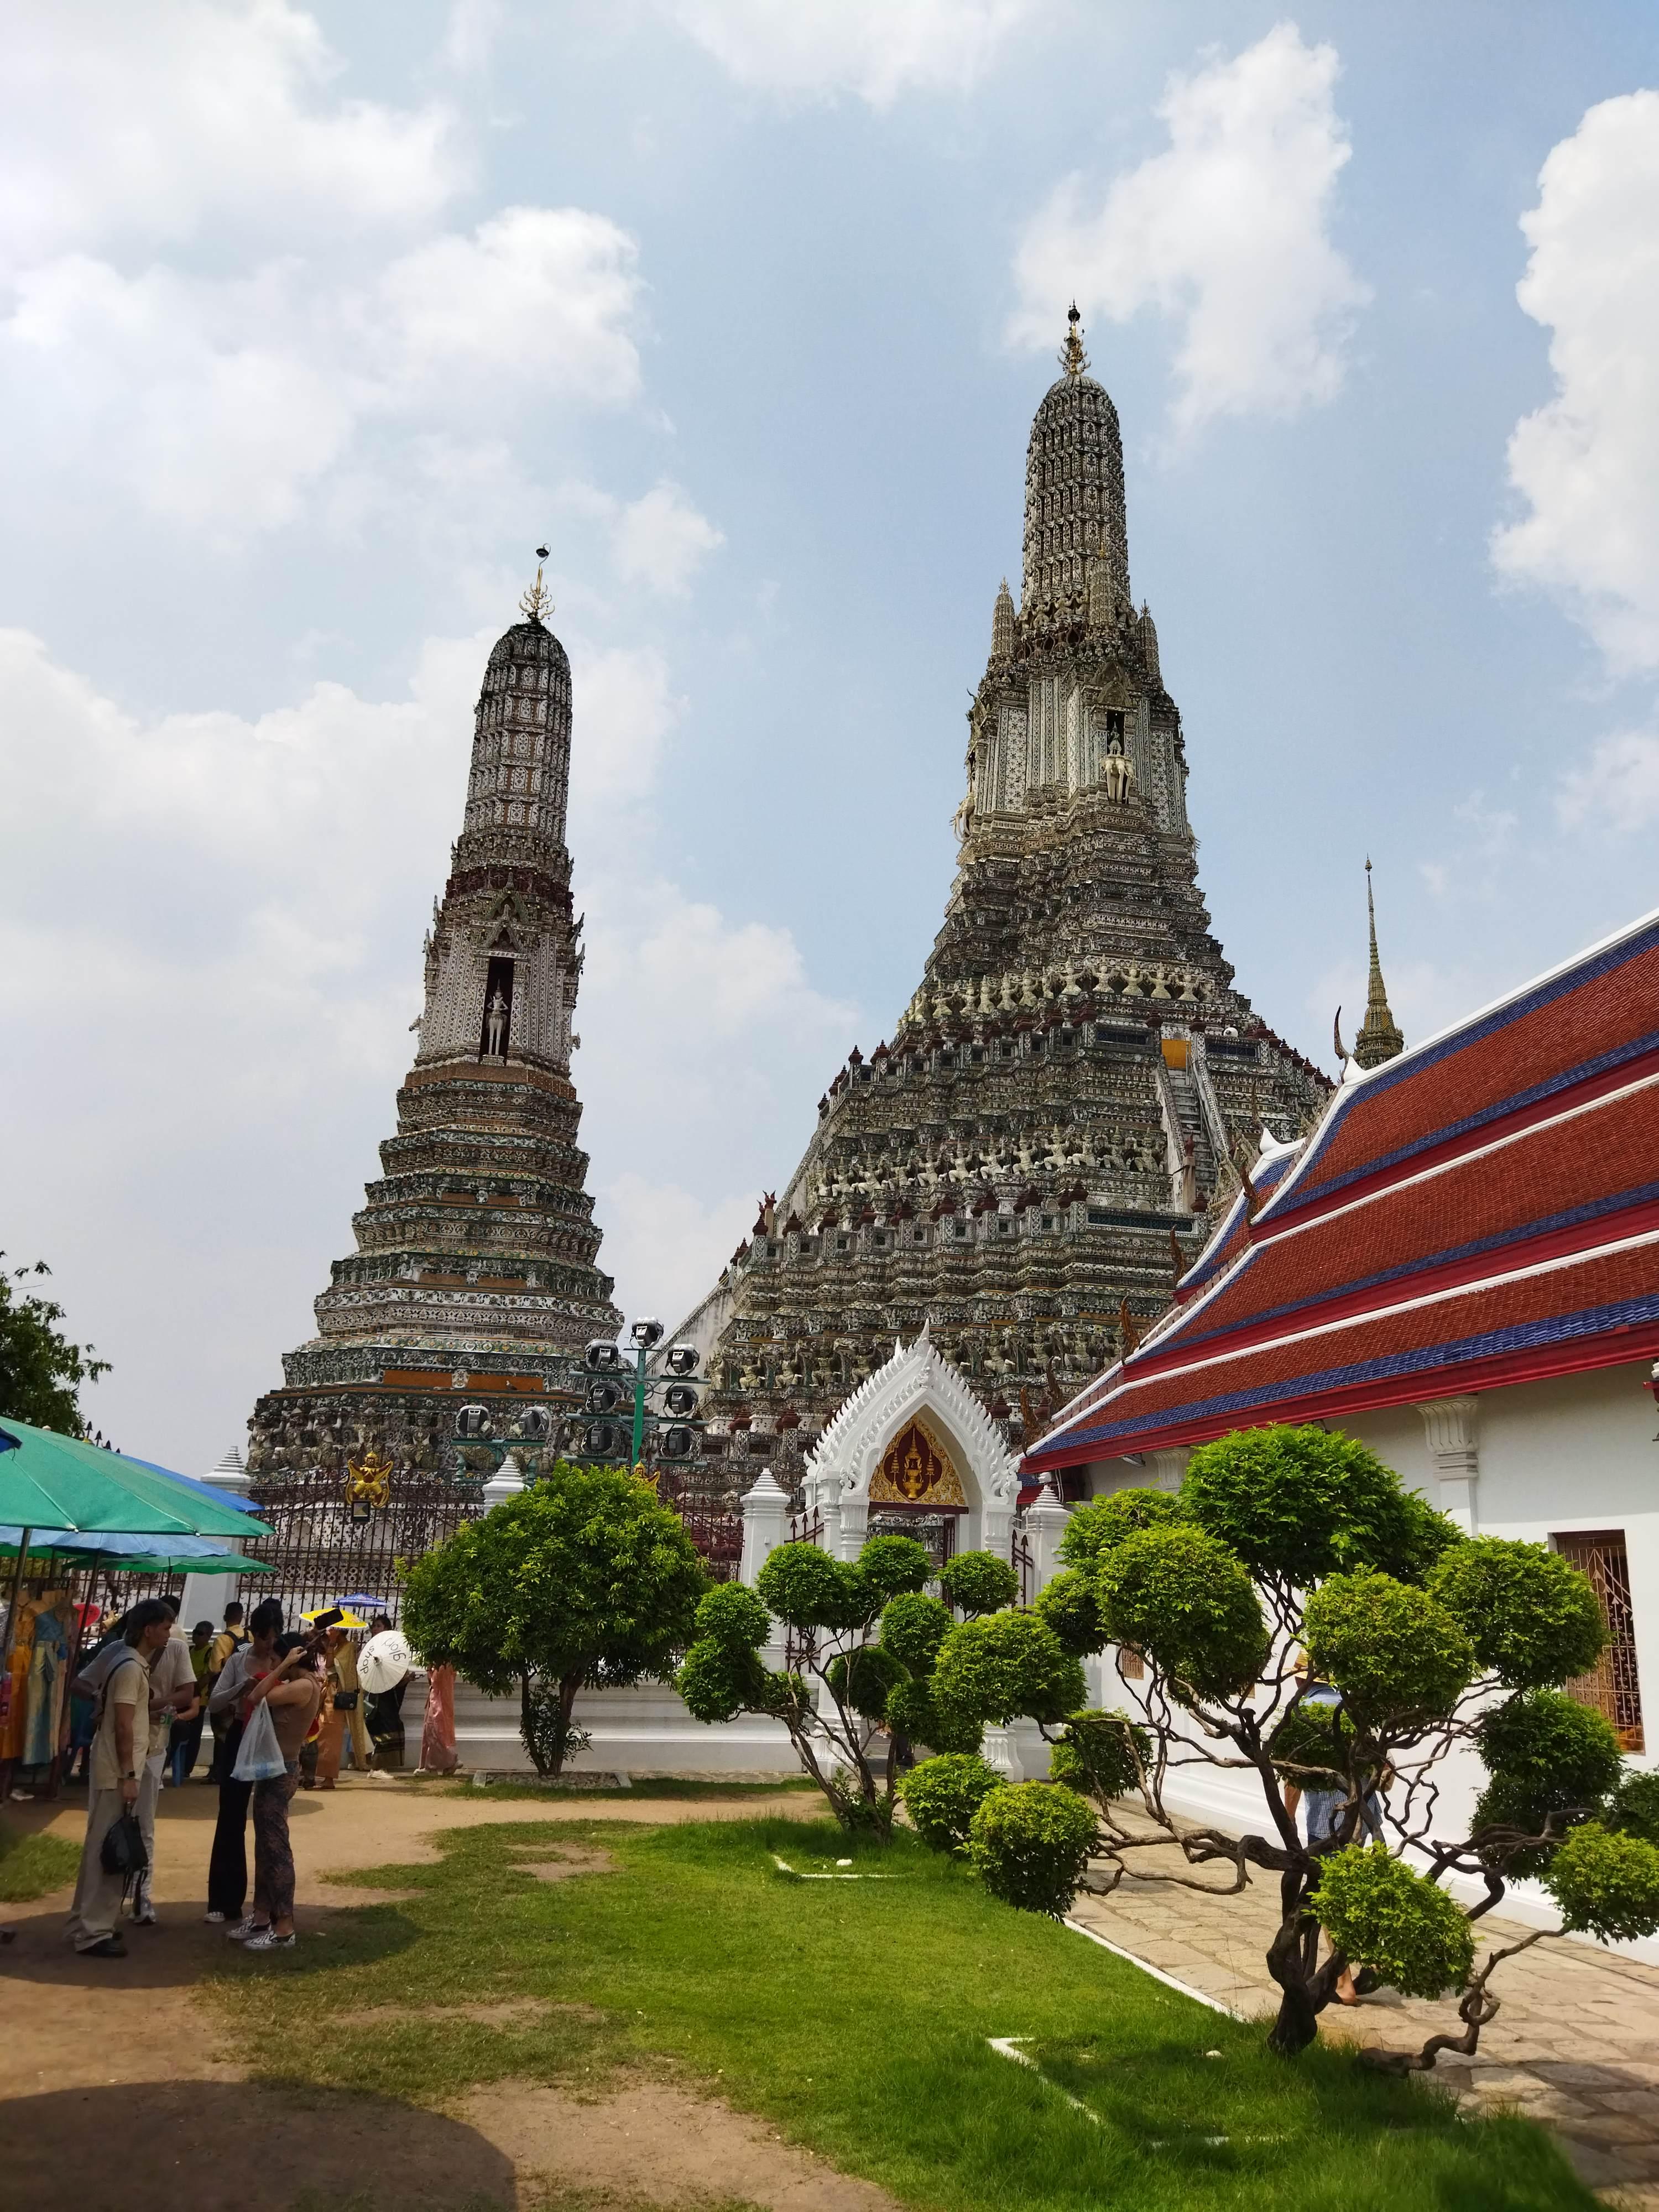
[100,1811,148,1900]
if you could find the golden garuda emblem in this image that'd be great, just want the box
[344,1447,393,1508]
[869,1420,966,1509]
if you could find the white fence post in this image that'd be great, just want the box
[739,1472,791,1586]
[1023,1494,1072,1594]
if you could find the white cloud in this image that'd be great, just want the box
[1492,91,1659,675]
[1010,23,1368,438]
[612,482,727,594]
[1557,728,1659,832]
[660,0,1040,106]
[567,642,685,805]
[0,0,460,266]
[593,1173,757,1335]
[0,208,644,536]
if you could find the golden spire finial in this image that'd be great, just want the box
[1354,857,1405,1068]
[1059,301,1090,379]
[519,544,553,625]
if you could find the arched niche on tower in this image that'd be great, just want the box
[801,1326,1021,1564]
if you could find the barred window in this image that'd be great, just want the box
[1553,1530,1644,1753]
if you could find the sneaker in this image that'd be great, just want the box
[76,1934,127,1958]
[204,1910,227,1924]
[225,1916,264,1942]
[131,1900,158,1927]
[242,1927,295,1952]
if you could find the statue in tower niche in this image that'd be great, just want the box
[1102,732,1135,804]
[248,552,620,1483]
[675,308,1330,1482]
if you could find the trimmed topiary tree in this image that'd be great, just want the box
[676,1532,958,1835]
[940,1422,1659,2068]
[401,1461,708,1777]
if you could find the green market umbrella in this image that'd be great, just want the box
[112,1550,273,1577]
[0,1418,269,1540]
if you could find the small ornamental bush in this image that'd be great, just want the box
[824,1642,905,1721]
[755,1542,852,1627]
[1048,1709,1147,1802]
[933,1610,1087,1728]
[1032,1568,1108,1657]
[879,1590,954,1673]
[1473,1692,1625,1874]
[1267,1697,1354,1790]
[1428,1538,1607,1689]
[1097,1523,1268,1699]
[693,1580,772,1652]
[674,1636,773,1727]
[1610,1769,1659,1845]
[968,1782,1098,1916]
[856,1533,935,1600]
[937,1549,1020,1618]
[1056,1487,1184,1572]
[1183,1425,1457,1589]
[1546,1823,1659,1944]
[884,1674,985,1755]
[1303,1573,1476,1726]
[1476,1689,1623,1803]
[897,1752,1003,1853]
[1312,1846,1475,1999]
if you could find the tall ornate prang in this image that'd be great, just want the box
[248,560,621,1479]
[675,317,1331,1483]
[1353,858,1405,1070]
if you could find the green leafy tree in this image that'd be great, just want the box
[930,1422,1659,2068]
[401,1463,708,1776]
[677,1534,947,1834]
[0,1255,109,1436]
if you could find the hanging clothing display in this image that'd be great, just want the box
[23,1594,71,1767]
[1,1596,40,1762]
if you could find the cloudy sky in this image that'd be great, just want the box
[3,1,1658,1473]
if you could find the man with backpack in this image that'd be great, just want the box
[65,1599,174,1959]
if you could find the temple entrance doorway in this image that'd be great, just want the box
[868,1507,960,1574]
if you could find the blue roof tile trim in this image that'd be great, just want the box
[1043,1288,1659,1456]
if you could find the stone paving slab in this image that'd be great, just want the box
[1069,1816,1659,2204]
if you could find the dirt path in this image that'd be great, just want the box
[0,1776,889,2212]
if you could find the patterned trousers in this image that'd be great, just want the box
[251,1768,300,1924]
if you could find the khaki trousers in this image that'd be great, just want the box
[65,1788,131,1949]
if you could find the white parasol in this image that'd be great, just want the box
[358,1628,414,1694]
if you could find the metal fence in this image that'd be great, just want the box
[236,1466,486,1621]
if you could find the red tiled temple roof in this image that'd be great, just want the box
[1026,909,1659,1473]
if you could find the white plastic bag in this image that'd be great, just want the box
[231,1697,287,1783]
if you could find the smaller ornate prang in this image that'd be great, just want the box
[1059,301,1090,380]
[1354,858,1406,1070]
[519,544,554,625]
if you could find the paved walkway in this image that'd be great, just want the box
[1068,1817,1659,2203]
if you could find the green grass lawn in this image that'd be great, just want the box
[428,1774,818,1803]
[0,1820,80,1902]
[212,1813,1596,2212]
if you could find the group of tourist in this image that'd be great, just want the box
[62,1594,426,1960]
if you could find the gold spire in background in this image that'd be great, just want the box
[1354,858,1405,1068]
[519,544,553,624]
[1059,301,1090,379]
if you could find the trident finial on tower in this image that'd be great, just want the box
[1059,301,1090,379]
[519,544,553,625]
